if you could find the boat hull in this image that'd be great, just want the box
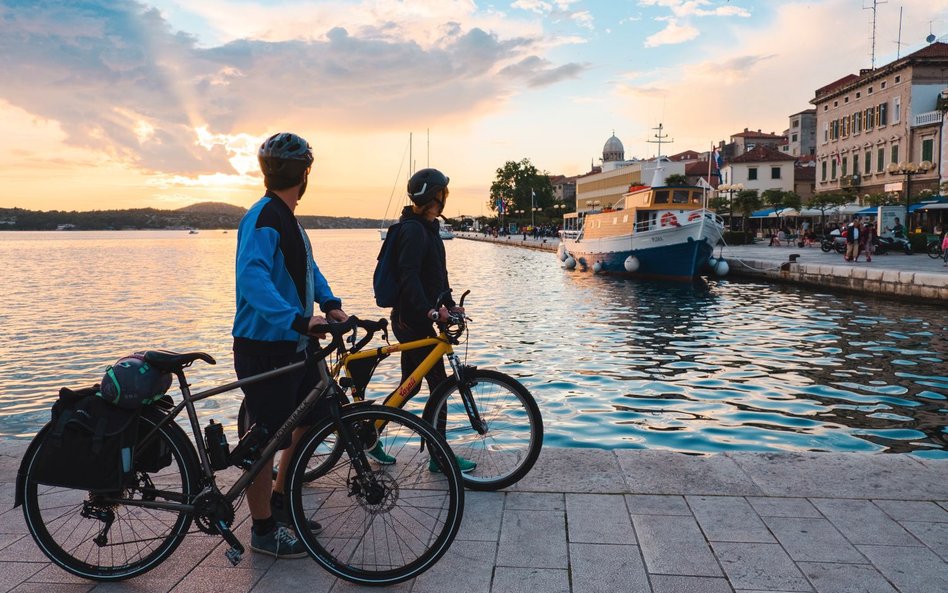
[561,220,721,280]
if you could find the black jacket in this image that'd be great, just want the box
[394,206,454,326]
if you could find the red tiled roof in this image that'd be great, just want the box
[731,130,786,139]
[815,74,860,97]
[668,150,701,162]
[794,167,816,181]
[730,145,797,163]
[904,41,948,60]
[684,160,713,175]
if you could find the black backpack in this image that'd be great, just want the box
[373,219,426,308]
[30,386,141,492]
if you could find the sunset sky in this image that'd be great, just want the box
[2,0,947,219]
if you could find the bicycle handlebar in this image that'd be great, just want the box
[308,316,389,359]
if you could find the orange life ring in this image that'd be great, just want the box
[688,211,702,222]
[660,212,679,227]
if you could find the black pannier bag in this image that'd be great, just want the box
[135,394,174,473]
[31,386,140,492]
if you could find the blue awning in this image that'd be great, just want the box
[749,208,778,218]
[910,198,948,213]
[856,206,876,215]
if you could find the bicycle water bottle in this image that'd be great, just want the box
[204,420,230,470]
[228,424,270,470]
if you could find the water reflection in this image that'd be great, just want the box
[0,230,944,456]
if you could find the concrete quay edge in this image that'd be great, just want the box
[454,232,948,303]
[0,439,946,593]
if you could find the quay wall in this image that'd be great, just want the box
[728,258,948,303]
[454,233,948,303]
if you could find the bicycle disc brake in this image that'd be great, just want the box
[347,470,398,514]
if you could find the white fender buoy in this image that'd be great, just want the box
[557,243,567,261]
[578,256,588,268]
[624,255,640,272]
[592,261,603,273]
[707,257,717,269]
[564,256,576,270]
[714,259,730,276]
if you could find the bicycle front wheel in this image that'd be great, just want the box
[21,408,200,581]
[928,243,943,259]
[429,369,543,491]
[286,405,464,586]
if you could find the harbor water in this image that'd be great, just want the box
[0,229,945,456]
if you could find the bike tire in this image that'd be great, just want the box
[820,242,832,253]
[285,405,464,586]
[927,243,941,259]
[21,408,200,581]
[835,242,846,254]
[428,369,543,491]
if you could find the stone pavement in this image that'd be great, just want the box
[1,438,946,593]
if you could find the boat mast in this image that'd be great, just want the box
[647,123,674,159]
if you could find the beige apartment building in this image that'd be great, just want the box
[812,42,947,200]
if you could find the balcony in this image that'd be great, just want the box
[913,110,944,127]
[839,174,860,188]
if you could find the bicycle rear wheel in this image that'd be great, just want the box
[21,408,199,581]
[286,405,464,586]
[429,369,543,491]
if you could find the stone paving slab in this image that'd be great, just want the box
[1,447,947,592]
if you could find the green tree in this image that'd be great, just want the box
[864,192,901,207]
[807,192,850,231]
[707,196,730,214]
[732,189,762,232]
[487,159,554,219]
[664,173,689,186]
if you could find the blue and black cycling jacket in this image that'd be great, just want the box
[233,192,342,355]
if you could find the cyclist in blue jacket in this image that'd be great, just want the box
[233,132,348,558]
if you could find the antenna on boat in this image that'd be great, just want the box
[646,123,674,159]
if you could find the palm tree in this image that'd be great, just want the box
[664,174,689,186]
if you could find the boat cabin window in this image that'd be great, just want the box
[691,193,701,205]
[672,190,690,204]
[653,190,670,204]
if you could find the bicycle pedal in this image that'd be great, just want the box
[224,546,243,566]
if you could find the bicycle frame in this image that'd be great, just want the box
[116,354,346,514]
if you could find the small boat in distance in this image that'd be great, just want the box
[188,229,199,234]
[558,182,724,280]
[440,221,455,240]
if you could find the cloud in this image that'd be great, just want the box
[644,19,699,47]
[638,0,750,19]
[0,0,584,178]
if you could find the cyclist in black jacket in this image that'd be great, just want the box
[366,168,475,472]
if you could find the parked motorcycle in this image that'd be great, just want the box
[875,233,912,255]
[820,235,846,254]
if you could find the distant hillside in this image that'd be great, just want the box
[177,202,247,217]
[0,202,383,231]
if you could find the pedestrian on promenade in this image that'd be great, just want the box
[942,231,948,267]
[233,132,348,558]
[844,216,861,262]
[855,219,873,263]
[367,168,475,472]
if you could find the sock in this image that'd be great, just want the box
[270,491,285,510]
[253,516,276,536]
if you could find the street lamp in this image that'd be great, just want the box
[887,160,933,231]
[718,183,744,228]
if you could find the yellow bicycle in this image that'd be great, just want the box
[241,290,543,491]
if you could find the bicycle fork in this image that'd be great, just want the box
[447,354,487,435]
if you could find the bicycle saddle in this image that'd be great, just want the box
[141,350,216,371]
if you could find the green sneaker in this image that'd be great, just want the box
[430,454,476,474]
[365,441,396,465]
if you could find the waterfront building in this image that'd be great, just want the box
[812,42,947,200]
[794,156,817,202]
[719,129,788,161]
[549,174,577,206]
[784,109,817,157]
[720,145,796,194]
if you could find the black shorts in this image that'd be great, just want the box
[234,349,325,450]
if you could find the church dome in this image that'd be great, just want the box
[603,134,624,162]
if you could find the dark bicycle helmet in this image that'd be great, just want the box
[258,132,314,191]
[407,168,449,206]
[99,353,173,410]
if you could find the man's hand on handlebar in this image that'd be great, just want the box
[308,315,329,338]
[327,308,349,323]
